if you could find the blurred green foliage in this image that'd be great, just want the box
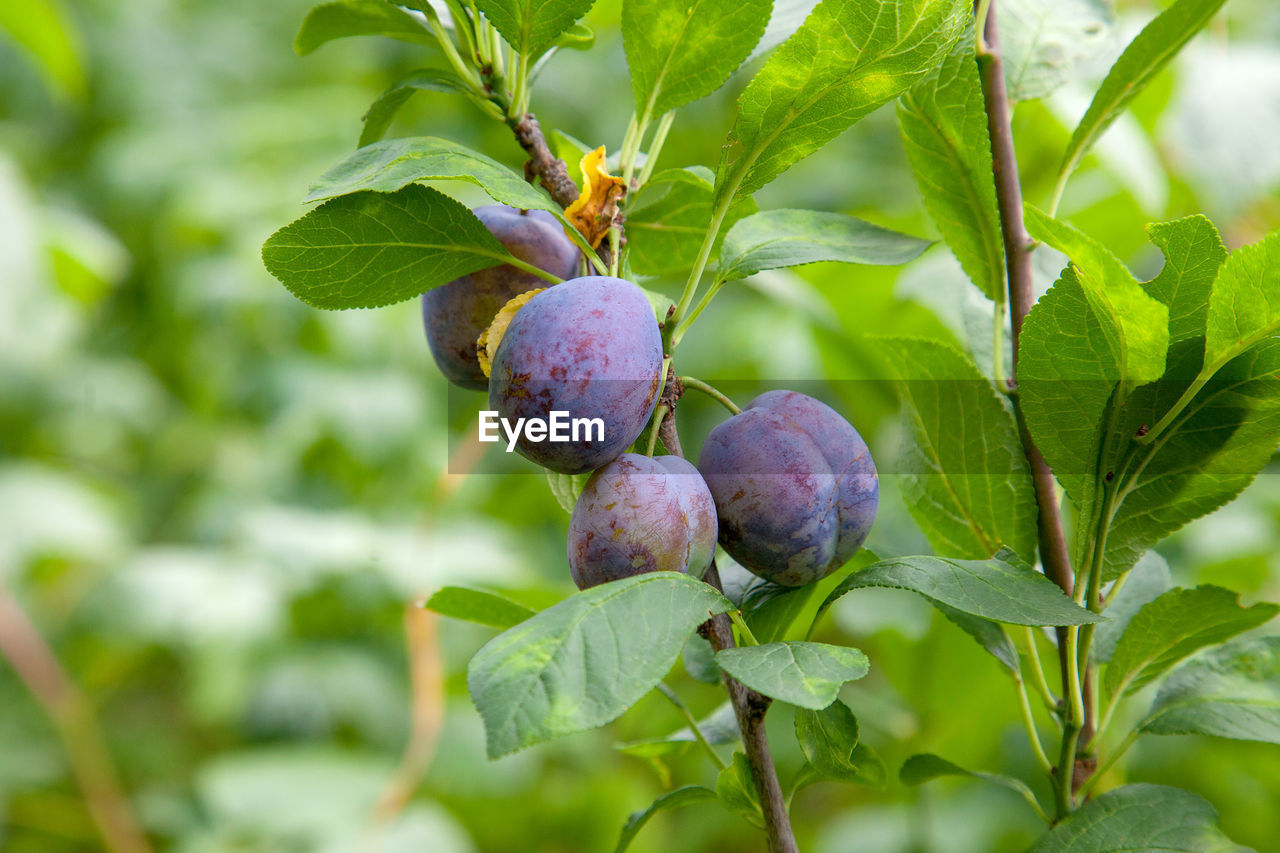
[1,0,1277,850]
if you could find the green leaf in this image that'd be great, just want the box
[794,699,865,781]
[1058,0,1227,187]
[716,210,930,283]
[295,0,434,55]
[846,744,886,788]
[1143,636,1280,744]
[934,602,1019,673]
[715,0,969,205]
[466,572,733,757]
[474,0,596,60]
[1092,551,1171,665]
[303,136,552,209]
[1026,784,1249,852]
[1024,207,1169,388]
[1101,340,1280,579]
[1017,267,1120,523]
[793,744,886,793]
[999,0,1112,103]
[1142,215,1227,345]
[715,752,763,826]
[1018,213,1181,572]
[872,337,1037,562]
[764,550,880,641]
[423,586,536,629]
[622,0,771,119]
[554,21,595,50]
[358,68,472,147]
[627,166,756,278]
[818,549,1102,627]
[714,641,869,709]
[741,582,819,645]
[896,32,1003,301]
[1204,229,1280,371]
[681,633,721,684]
[262,185,526,310]
[900,753,1046,818]
[614,786,717,853]
[1104,586,1279,699]
[545,469,589,515]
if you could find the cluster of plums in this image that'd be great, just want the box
[423,204,880,590]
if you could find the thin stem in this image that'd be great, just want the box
[974,0,993,54]
[493,25,507,78]
[1046,169,1069,219]
[679,376,742,415]
[441,1,478,67]
[504,255,565,285]
[507,52,526,120]
[0,587,154,853]
[1023,627,1059,710]
[644,403,668,456]
[620,112,645,189]
[608,226,622,277]
[1065,626,1084,733]
[636,111,676,188]
[1093,689,1122,749]
[421,6,483,90]
[670,175,742,349]
[1019,787,1053,825]
[729,610,760,646]
[1137,362,1215,446]
[1013,674,1054,773]
[657,682,729,771]
[671,279,725,348]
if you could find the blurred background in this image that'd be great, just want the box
[1,0,1278,850]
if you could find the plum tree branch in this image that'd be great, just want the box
[657,381,795,852]
[505,110,621,272]
[700,562,798,853]
[0,586,154,853]
[975,0,1092,813]
[507,112,580,209]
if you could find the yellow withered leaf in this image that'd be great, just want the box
[565,146,626,249]
[476,289,544,378]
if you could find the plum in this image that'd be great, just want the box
[568,453,718,590]
[697,390,878,586]
[422,205,580,390]
[488,276,663,474]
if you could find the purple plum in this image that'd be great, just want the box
[568,453,718,590]
[488,276,664,474]
[697,390,878,586]
[422,205,579,390]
